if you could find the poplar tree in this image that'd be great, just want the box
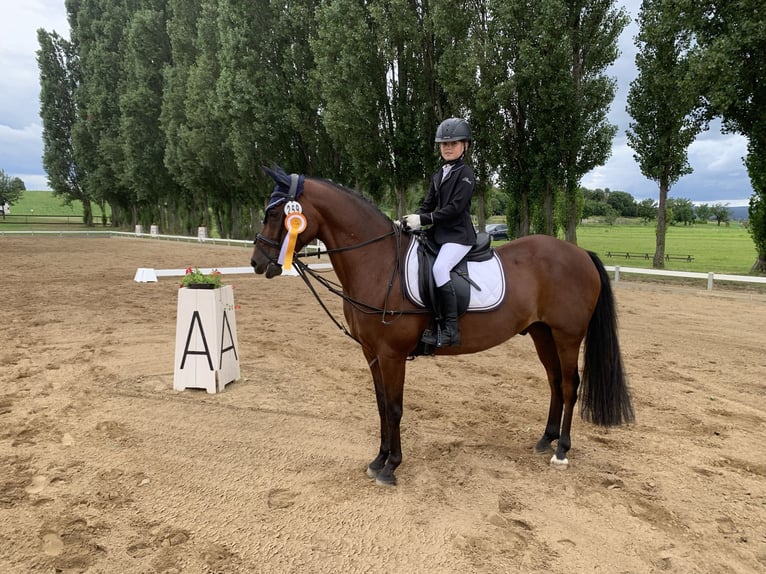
[560,0,627,244]
[312,0,435,213]
[626,0,706,268]
[691,0,766,272]
[37,29,93,224]
[120,3,179,228]
[66,0,132,225]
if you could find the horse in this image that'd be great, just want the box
[251,166,634,486]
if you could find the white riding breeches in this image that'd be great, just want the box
[433,242,472,287]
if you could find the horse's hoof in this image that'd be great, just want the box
[375,475,397,487]
[534,438,552,453]
[366,466,379,479]
[550,454,569,467]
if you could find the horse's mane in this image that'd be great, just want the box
[313,177,392,222]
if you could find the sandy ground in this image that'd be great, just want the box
[1,235,765,574]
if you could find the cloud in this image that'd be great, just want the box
[582,0,753,205]
[0,0,68,189]
[0,123,44,174]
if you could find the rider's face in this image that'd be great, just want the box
[440,140,466,162]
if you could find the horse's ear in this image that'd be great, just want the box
[262,163,289,186]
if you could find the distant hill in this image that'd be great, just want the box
[727,206,749,220]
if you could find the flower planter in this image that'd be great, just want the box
[173,285,240,393]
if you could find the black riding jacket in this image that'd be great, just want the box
[417,159,477,246]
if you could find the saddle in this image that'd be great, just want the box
[405,233,504,358]
[415,233,494,316]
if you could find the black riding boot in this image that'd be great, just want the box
[436,281,460,347]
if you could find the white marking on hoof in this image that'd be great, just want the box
[366,467,378,479]
[550,454,569,467]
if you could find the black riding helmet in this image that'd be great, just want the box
[434,117,472,143]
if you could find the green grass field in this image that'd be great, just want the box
[10,190,88,214]
[3,191,761,276]
[576,222,758,275]
[0,191,109,228]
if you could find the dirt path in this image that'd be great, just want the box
[1,236,765,573]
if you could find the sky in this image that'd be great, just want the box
[0,0,753,206]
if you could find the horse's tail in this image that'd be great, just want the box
[580,252,635,426]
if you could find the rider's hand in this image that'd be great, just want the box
[400,214,422,231]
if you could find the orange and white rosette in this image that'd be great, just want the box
[278,211,307,270]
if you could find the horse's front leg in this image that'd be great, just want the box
[363,350,406,487]
[363,349,389,479]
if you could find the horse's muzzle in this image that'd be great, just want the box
[251,258,283,278]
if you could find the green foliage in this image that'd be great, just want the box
[0,169,26,205]
[709,203,731,226]
[668,197,694,225]
[180,267,223,288]
[637,198,658,223]
[626,0,708,267]
[691,0,766,269]
[36,29,91,222]
[607,191,638,217]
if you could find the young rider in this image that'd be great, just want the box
[399,117,476,347]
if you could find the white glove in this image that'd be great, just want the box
[401,214,422,231]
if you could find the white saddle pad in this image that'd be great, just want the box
[403,240,506,312]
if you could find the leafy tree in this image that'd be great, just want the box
[668,197,694,225]
[606,190,637,216]
[312,0,434,214]
[691,0,766,272]
[37,29,93,224]
[161,0,205,234]
[637,197,658,223]
[626,0,707,268]
[0,169,26,209]
[710,203,731,226]
[559,0,627,244]
[66,0,134,226]
[694,202,712,222]
[161,0,249,237]
[433,0,498,231]
[120,4,179,228]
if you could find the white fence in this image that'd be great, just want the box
[606,265,766,291]
[3,229,764,291]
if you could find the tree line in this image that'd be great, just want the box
[583,188,732,226]
[35,0,627,241]
[36,0,764,272]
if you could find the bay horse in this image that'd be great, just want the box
[251,166,634,486]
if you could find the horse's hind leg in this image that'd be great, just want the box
[527,323,564,454]
[551,344,582,466]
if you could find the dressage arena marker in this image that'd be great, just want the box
[174,285,240,394]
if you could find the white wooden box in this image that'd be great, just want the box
[173,285,240,393]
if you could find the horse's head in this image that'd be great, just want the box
[251,165,317,278]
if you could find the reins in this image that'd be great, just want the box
[288,225,429,345]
